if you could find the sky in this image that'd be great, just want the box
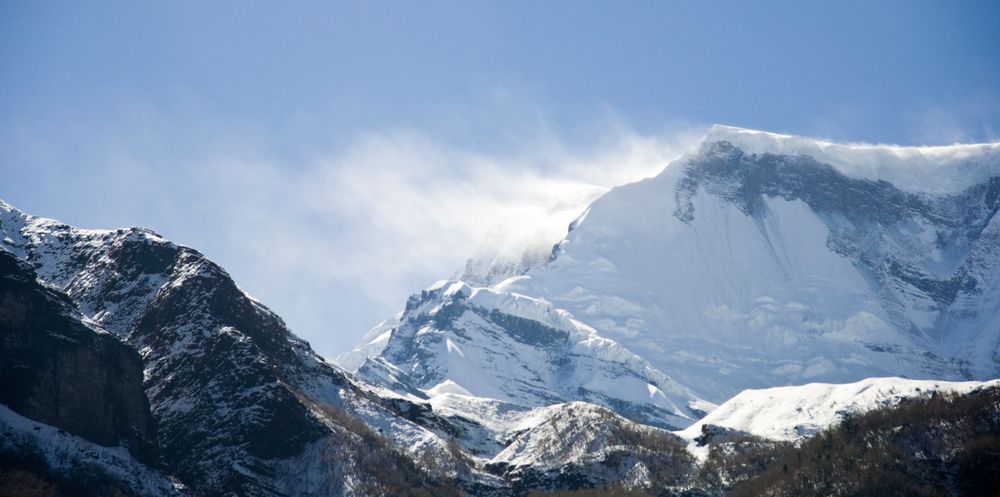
[2,1,999,359]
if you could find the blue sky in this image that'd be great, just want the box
[2,1,999,358]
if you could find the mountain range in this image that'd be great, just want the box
[2,126,999,496]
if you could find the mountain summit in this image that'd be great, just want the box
[345,126,1000,403]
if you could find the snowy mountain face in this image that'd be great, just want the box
[491,127,1000,402]
[348,280,711,430]
[344,127,1000,412]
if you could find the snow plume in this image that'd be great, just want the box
[291,128,700,290]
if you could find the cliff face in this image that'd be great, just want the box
[0,250,157,464]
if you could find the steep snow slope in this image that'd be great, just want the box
[677,377,1000,443]
[346,279,712,429]
[498,126,1000,402]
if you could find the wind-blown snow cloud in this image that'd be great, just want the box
[292,129,698,291]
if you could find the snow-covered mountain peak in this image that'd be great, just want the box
[496,128,1000,403]
[342,126,1000,436]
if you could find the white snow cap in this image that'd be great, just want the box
[701,125,1000,194]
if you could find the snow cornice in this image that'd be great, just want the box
[694,125,1000,194]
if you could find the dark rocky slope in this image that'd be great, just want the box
[0,201,480,496]
[0,250,156,464]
